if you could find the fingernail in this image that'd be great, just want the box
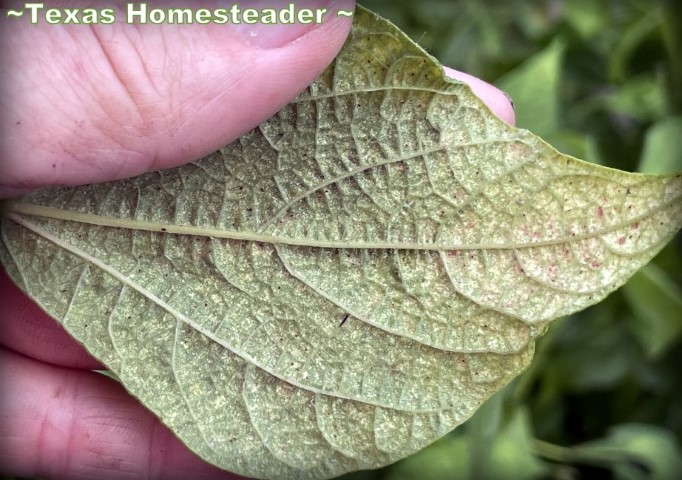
[230,0,345,48]
[502,90,515,112]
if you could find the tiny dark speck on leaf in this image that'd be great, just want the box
[340,313,350,326]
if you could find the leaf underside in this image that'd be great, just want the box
[1,7,681,480]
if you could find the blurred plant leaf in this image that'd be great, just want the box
[497,39,565,138]
[545,131,603,165]
[577,424,682,480]
[605,75,667,123]
[485,408,548,480]
[389,406,548,480]
[466,387,506,478]
[468,392,548,480]
[564,0,609,40]
[609,7,663,83]
[623,264,682,357]
[384,435,470,480]
[639,116,682,175]
[543,303,636,391]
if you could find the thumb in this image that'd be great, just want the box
[444,67,516,126]
[0,0,356,197]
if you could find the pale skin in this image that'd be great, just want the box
[0,1,515,478]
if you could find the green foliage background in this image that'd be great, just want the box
[340,0,682,479]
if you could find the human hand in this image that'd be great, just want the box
[0,2,514,478]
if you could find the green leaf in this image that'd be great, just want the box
[543,130,603,165]
[389,405,548,480]
[484,408,548,480]
[574,424,682,480]
[639,116,682,175]
[466,387,506,478]
[606,424,682,480]
[623,264,682,357]
[1,6,682,480]
[564,0,609,40]
[385,435,470,480]
[605,75,667,123]
[608,9,663,83]
[466,388,548,479]
[496,39,565,138]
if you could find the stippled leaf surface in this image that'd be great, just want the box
[1,7,681,480]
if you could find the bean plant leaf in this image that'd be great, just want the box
[1,7,681,480]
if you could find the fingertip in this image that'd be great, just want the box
[0,268,102,369]
[0,348,244,480]
[443,67,516,125]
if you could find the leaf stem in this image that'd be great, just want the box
[530,439,631,467]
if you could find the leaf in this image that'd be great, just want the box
[639,116,682,175]
[623,264,682,357]
[605,75,667,123]
[464,386,548,480]
[385,434,470,480]
[1,6,682,480]
[569,424,682,480]
[387,400,549,480]
[483,407,548,480]
[608,8,663,83]
[564,0,609,40]
[496,39,565,138]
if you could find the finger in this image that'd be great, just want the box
[0,268,101,369]
[0,0,357,197]
[443,67,516,125]
[0,347,245,480]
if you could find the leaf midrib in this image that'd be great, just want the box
[6,195,677,252]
